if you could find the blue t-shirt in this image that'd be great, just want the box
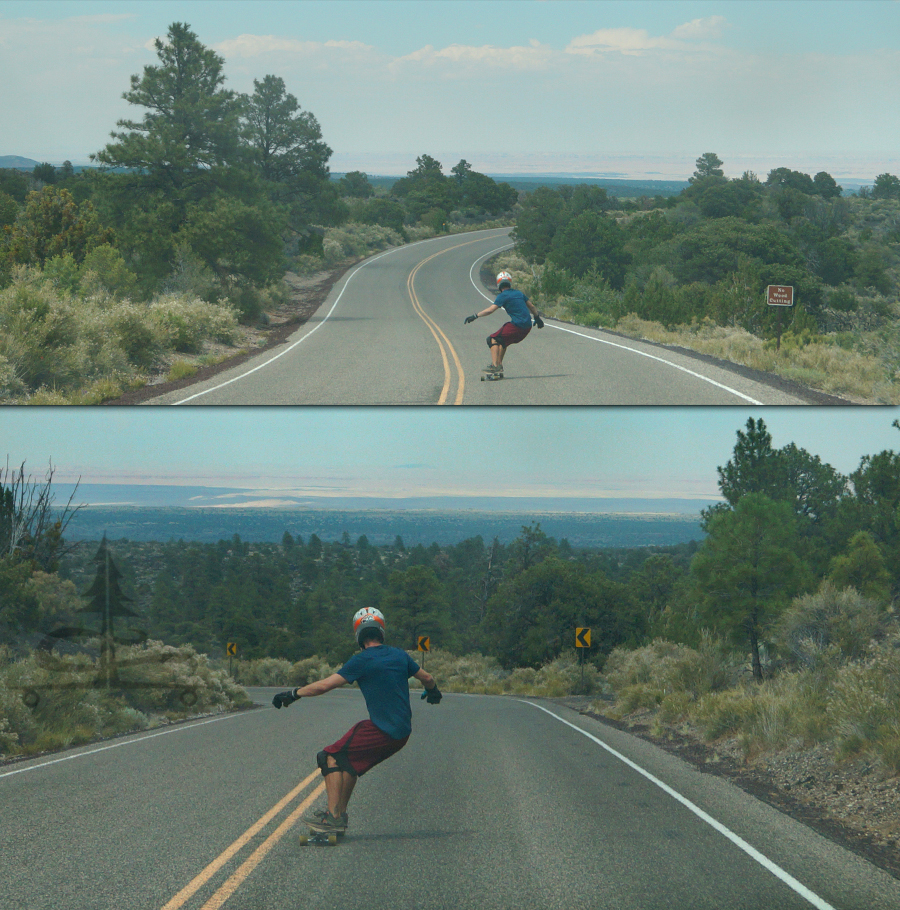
[495,289,532,328]
[338,645,421,740]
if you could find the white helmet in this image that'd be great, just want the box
[352,607,385,647]
[496,271,512,290]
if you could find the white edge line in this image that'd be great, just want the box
[470,244,763,405]
[172,228,511,405]
[521,701,835,910]
[0,711,247,779]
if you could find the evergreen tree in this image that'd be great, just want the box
[94,22,243,187]
[691,494,808,680]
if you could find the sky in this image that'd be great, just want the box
[1,408,897,508]
[1,0,898,180]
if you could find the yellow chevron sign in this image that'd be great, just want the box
[576,628,591,648]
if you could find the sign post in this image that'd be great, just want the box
[576,628,591,693]
[226,641,237,677]
[766,285,794,351]
[417,635,430,668]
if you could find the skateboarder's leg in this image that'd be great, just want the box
[324,754,357,816]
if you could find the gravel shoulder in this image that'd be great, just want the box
[551,696,900,881]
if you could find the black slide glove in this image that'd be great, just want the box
[464,314,478,324]
[272,689,299,709]
[421,685,443,704]
[534,314,544,328]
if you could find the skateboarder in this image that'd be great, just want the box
[272,607,442,836]
[464,270,544,377]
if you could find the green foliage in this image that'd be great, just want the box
[0,169,30,204]
[4,187,114,267]
[339,171,375,198]
[242,75,331,184]
[549,211,629,288]
[483,555,640,669]
[872,173,900,201]
[692,152,724,182]
[0,190,18,229]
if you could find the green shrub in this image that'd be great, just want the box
[774,583,883,667]
[148,294,238,352]
[0,641,250,757]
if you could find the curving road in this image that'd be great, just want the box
[2,689,898,910]
[147,229,822,406]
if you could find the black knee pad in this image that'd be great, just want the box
[317,750,340,776]
[317,749,357,778]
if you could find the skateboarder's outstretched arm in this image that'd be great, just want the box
[464,303,499,323]
[414,667,442,703]
[272,673,347,707]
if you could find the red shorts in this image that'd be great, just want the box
[324,720,409,777]
[489,321,531,346]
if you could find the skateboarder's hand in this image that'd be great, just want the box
[534,314,544,328]
[272,689,299,709]
[464,314,478,324]
[421,684,442,704]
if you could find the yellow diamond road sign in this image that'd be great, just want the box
[576,628,591,648]
[226,642,237,656]
[417,636,430,652]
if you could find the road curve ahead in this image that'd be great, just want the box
[149,228,822,406]
[2,691,898,910]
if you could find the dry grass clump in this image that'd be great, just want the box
[404,649,605,697]
[0,641,250,759]
[601,587,900,776]
[611,315,895,402]
[598,634,740,724]
[230,655,339,687]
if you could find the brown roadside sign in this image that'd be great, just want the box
[767,285,794,306]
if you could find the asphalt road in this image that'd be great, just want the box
[2,689,898,910]
[147,229,821,406]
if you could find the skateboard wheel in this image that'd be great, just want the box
[299,834,309,846]
[328,834,337,846]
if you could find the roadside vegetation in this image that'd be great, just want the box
[0,23,516,404]
[498,154,900,402]
[1,418,898,775]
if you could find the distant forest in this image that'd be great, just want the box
[60,507,706,550]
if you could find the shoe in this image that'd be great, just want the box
[483,363,501,373]
[306,808,348,833]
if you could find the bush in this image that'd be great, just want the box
[146,294,238,352]
[774,583,883,668]
[603,635,738,710]
[320,223,404,266]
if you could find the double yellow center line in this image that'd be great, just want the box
[160,771,325,910]
[407,236,493,405]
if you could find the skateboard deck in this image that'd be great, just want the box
[480,369,504,381]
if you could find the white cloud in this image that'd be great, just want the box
[214,34,377,60]
[566,16,728,56]
[670,16,728,41]
[391,41,554,72]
